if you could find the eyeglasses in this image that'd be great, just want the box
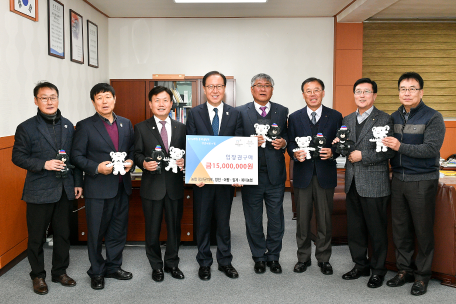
[37,96,58,103]
[399,87,421,94]
[304,89,322,95]
[252,84,273,89]
[354,90,373,96]
[205,85,225,91]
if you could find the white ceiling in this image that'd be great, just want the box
[85,0,456,20]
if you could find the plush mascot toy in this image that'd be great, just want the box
[55,150,74,179]
[251,123,270,148]
[164,147,186,173]
[369,125,390,152]
[334,126,355,157]
[107,151,129,175]
[312,133,326,159]
[266,123,282,149]
[145,145,165,174]
[292,136,315,160]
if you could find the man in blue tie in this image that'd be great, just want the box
[186,71,243,281]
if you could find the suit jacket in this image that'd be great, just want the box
[12,113,82,204]
[134,117,186,201]
[287,105,343,189]
[343,107,395,197]
[237,101,289,186]
[71,113,134,199]
[186,102,242,137]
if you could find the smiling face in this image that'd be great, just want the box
[251,78,274,106]
[354,82,377,114]
[150,91,173,120]
[302,81,325,111]
[34,87,59,115]
[92,91,116,118]
[399,78,423,112]
[203,75,225,107]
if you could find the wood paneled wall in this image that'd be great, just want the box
[363,22,456,117]
[0,136,27,269]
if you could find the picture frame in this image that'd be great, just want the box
[87,20,99,68]
[10,0,38,22]
[70,9,84,64]
[48,0,65,59]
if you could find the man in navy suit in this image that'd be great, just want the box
[12,82,82,295]
[237,73,288,274]
[71,83,134,290]
[287,77,342,275]
[186,71,242,281]
[134,86,186,282]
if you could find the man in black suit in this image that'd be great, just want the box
[12,82,82,295]
[134,86,186,282]
[237,73,288,274]
[287,77,342,275]
[71,83,134,290]
[186,71,242,280]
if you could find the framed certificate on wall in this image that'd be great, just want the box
[48,0,64,59]
[87,20,99,68]
[70,9,84,64]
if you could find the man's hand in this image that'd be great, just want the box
[320,148,333,160]
[272,138,286,150]
[176,158,185,171]
[74,187,83,199]
[143,160,158,171]
[232,183,243,187]
[45,159,65,171]
[294,150,307,162]
[348,150,362,163]
[196,182,205,187]
[332,137,340,145]
[98,161,113,175]
[124,159,133,172]
[256,135,265,147]
[382,137,401,151]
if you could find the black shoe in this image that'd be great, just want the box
[51,274,77,287]
[254,261,266,274]
[386,271,414,287]
[266,261,282,274]
[164,266,185,279]
[342,267,370,280]
[411,281,427,296]
[218,264,239,279]
[294,260,311,273]
[367,275,384,288]
[105,269,133,280]
[152,269,164,282]
[91,276,104,290]
[318,262,333,275]
[198,266,211,281]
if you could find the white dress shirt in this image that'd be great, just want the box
[206,102,224,133]
[307,105,323,123]
[254,101,271,116]
[154,116,172,148]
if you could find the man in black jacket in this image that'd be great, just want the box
[12,82,83,295]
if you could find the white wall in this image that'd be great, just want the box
[109,18,334,115]
[0,0,109,137]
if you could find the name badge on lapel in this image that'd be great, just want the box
[120,123,123,127]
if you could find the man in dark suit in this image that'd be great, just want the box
[12,82,82,295]
[287,77,342,275]
[134,86,186,282]
[334,78,394,288]
[71,83,134,290]
[237,73,288,274]
[186,71,242,281]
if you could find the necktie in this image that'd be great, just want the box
[212,108,219,136]
[160,121,168,153]
[311,112,317,125]
[260,106,267,117]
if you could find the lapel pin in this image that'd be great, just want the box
[64,125,67,128]
[226,112,229,115]
[120,123,123,127]
[153,127,155,129]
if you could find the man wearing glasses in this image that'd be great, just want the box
[287,77,342,276]
[382,72,445,296]
[12,82,83,295]
[335,78,394,288]
[186,71,242,281]
[236,73,288,275]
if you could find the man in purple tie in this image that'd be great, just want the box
[236,73,289,274]
[133,86,186,282]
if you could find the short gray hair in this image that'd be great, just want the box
[251,73,275,87]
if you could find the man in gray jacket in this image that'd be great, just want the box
[335,78,394,288]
